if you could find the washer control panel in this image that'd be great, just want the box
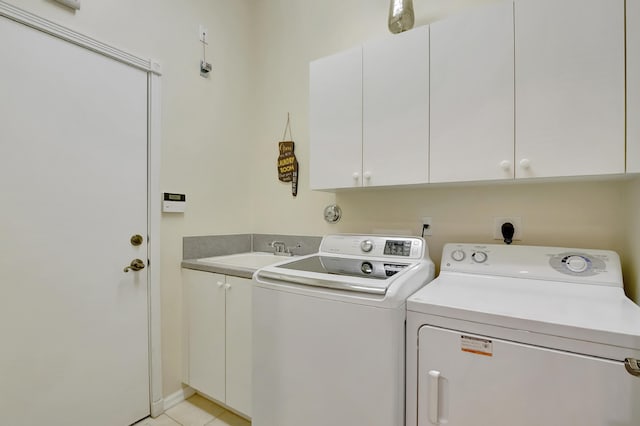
[320,234,427,260]
[441,243,622,287]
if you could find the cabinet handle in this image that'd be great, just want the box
[217,281,224,288]
[519,158,531,169]
[500,160,511,171]
[428,370,440,425]
[352,172,360,180]
[363,171,372,180]
[224,283,231,291]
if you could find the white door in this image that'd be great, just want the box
[514,0,625,178]
[417,326,640,425]
[309,47,363,190]
[430,2,514,183]
[362,26,429,187]
[0,16,150,426]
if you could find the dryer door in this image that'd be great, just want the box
[417,325,640,425]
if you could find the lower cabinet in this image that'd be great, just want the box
[183,269,252,418]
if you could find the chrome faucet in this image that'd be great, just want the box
[270,241,291,256]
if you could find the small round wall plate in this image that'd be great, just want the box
[323,204,342,223]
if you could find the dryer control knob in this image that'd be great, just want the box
[361,240,374,252]
[361,262,373,274]
[565,255,588,273]
[451,249,466,262]
[472,251,488,263]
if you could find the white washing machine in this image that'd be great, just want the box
[406,243,640,426]
[253,234,435,426]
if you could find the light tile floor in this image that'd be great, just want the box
[134,394,250,426]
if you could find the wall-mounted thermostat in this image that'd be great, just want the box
[162,193,186,213]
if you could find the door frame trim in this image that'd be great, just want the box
[0,1,161,75]
[0,1,164,417]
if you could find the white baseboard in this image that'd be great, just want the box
[151,399,164,418]
[161,386,196,413]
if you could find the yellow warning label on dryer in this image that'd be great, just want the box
[461,335,493,357]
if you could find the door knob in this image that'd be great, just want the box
[130,234,144,246]
[124,258,146,272]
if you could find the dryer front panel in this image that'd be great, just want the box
[417,325,640,425]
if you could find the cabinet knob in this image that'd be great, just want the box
[500,160,511,171]
[224,283,231,291]
[363,171,372,180]
[352,172,360,180]
[217,281,224,288]
[519,158,531,169]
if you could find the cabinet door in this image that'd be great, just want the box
[225,276,253,417]
[430,2,514,183]
[310,47,363,189]
[515,0,625,178]
[629,0,640,173]
[362,26,429,186]
[184,269,226,402]
[418,326,640,425]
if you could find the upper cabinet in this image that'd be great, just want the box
[429,1,514,183]
[310,28,429,190]
[629,0,640,173]
[309,0,631,190]
[514,0,625,178]
[309,47,362,190]
[362,26,429,187]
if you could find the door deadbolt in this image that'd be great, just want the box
[130,234,144,246]
[124,258,145,273]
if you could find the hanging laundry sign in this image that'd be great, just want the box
[278,142,296,182]
[277,114,298,196]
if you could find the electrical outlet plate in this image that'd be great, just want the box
[421,217,433,236]
[493,217,522,241]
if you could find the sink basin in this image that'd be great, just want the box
[197,252,292,270]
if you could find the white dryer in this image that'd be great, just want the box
[406,243,640,426]
[253,234,435,426]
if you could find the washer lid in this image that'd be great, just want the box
[257,255,416,295]
[407,273,640,350]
